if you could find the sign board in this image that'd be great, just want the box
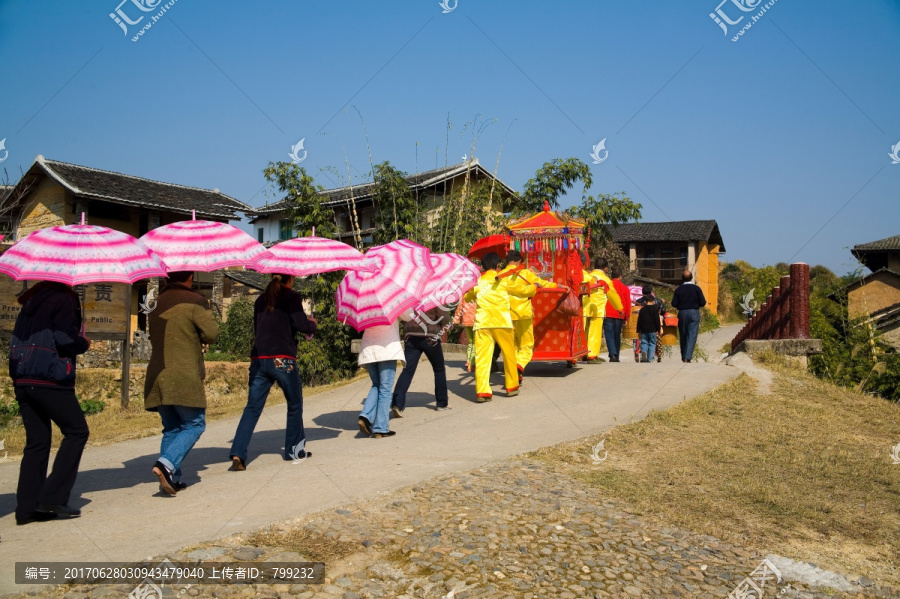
[0,278,129,340]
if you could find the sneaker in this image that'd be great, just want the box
[230,456,246,471]
[506,388,520,397]
[476,394,492,403]
[585,357,604,364]
[390,406,404,419]
[358,416,373,437]
[436,405,452,411]
[153,461,177,496]
[373,430,396,438]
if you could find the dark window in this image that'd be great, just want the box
[87,199,131,222]
[661,248,675,279]
[680,246,688,266]
[645,250,655,267]
[258,228,264,243]
[279,220,293,241]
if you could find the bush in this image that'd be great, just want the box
[211,298,255,359]
[699,307,720,334]
[79,398,106,415]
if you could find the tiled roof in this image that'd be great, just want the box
[225,270,316,294]
[852,235,900,253]
[607,220,725,252]
[251,159,515,217]
[14,156,251,221]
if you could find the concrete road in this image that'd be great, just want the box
[0,324,743,595]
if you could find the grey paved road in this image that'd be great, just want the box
[0,325,743,595]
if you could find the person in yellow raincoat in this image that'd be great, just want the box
[582,257,622,363]
[499,250,561,378]
[464,252,537,402]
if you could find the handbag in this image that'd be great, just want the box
[555,289,582,317]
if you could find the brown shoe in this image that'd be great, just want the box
[358,416,373,436]
[230,456,246,471]
[153,461,177,496]
[373,431,396,438]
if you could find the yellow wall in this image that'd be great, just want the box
[697,242,720,314]
[16,178,69,238]
[848,273,900,317]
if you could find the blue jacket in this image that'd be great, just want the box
[9,282,90,388]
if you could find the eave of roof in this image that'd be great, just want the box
[607,220,725,252]
[249,159,517,220]
[851,234,900,255]
[8,156,250,221]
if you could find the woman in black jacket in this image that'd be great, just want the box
[9,281,91,524]
[228,274,316,470]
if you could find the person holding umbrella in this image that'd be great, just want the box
[9,282,91,524]
[145,271,219,495]
[229,273,316,470]
[357,321,405,438]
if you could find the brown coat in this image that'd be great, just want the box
[144,283,220,411]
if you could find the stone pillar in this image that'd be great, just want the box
[212,270,225,318]
[147,212,162,318]
[790,263,810,339]
[687,243,697,274]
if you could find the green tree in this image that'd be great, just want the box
[261,164,358,383]
[571,192,643,244]
[519,158,593,213]
[371,161,424,246]
[263,162,335,238]
[432,178,502,254]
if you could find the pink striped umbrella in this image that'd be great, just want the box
[139,212,271,272]
[0,220,167,285]
[416,253,480,312]
[336,240,433,330]
[250,236,368,276]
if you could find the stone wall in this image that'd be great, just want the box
[75,331,153,368]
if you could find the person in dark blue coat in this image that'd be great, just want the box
[229,274,316,470]
[9,281,91,525]
[670,270,707,363]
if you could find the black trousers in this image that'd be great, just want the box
[15,386,89,520]
[391,337,449,409]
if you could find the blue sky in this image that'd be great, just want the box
[1,0,898,274]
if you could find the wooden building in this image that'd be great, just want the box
[608,220,725,314]
[249,159,516,246]
[846,235,900,348]
[2,155,252,330]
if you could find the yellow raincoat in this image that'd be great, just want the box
[464,270,537,398]
[582,269,623,360]
[500,265,558,370]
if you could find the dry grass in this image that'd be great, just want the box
[244,525,360,563]
[0,362,366,459]
[530,359,900,586]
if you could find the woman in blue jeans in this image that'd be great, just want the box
[229,274,316,471]
[357,321,405,438]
